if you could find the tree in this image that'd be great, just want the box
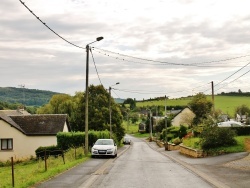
[235,104,250,116]
[235,104,250,124]
[37,94,72,114]
[37,85,125,141]
[189,93,213,125]
[123,98,136,110]
[75,85,124,140]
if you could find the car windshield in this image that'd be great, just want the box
[95,139,113,145]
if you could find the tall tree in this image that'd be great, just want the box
[189,93,213,125]
[37,85,125,140]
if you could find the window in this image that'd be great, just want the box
[1,139,13,150]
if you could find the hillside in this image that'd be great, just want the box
[0,87,61,106]
[136,95,250,117]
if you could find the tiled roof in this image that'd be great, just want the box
[9,114,69,135]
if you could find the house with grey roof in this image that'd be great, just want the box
[0,110,70,162]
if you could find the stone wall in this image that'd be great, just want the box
[179,144,204,158]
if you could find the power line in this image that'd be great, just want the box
[90,48,103,86]
[19,0,85,50]
[93,47,250,67]
[215,69,250,91]
[214,62,250,87]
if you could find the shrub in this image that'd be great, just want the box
[178,125,187,138]
[200,126,237,150]
[35,145,63,159]
[172,137,181,145]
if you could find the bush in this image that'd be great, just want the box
[178,125,187,138]
[172,137,181,145]
[200,126,237,150]
[35,145,63,159]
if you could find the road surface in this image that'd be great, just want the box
[80,136,214,188]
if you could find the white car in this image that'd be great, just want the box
[217,121,243,127]
[91,139,117,158]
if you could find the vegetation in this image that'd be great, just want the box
[0,87,60,107]
[136,95,250,117]
[0,147,88,188]
[37,85,125,142]
[183,136,250,154]
[188,93,213,125]
[200,126,237,150]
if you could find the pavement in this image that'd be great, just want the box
[147,140,250,188]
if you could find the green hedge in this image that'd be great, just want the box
[229,127,250,136]
[57,130,110,150]
[35,145,63,159]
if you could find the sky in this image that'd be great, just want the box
[1,0,250,100]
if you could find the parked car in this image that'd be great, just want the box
[123,137,131,145]
[217,120,243,127]
[91,139,117,158]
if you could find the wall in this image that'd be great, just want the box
[0,120,57,162]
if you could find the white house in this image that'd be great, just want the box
[0,110,70,162]
[171,107,195,127]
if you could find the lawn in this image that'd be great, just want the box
[182,136,250,154]
[0,147,89,188]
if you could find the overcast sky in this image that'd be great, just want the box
[1,0,250,100]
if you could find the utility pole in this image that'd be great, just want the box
[109,82,120,138]
[18,84,25,109]
[84,37,103,156]
[165,95,168,151]
[149,109,152,141]
[211,81,215,115]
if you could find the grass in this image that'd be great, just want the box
[136,95,250,117]
[122,120,149,138]
[0,147,89,188]
[182,136,250,154]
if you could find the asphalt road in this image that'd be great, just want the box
[36,135,250,188]
[80,136,214,188]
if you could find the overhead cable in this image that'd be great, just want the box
[90,48,103,86]
[19,0,85,50]
[215,69,250,91]
[93,47,250,67]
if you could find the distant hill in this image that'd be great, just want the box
[0,87,61,106]
[114,98,125,104]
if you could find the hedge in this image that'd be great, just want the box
[35,145,63,159]
[57,130,110,150]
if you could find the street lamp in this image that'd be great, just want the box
[109,82,120,138]
[84,36,104,156]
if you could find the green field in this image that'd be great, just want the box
[137,95,250,117]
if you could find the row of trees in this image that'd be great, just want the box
[37,85,125,142]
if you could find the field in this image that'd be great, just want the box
[137,95,250,117]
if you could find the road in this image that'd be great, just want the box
[80,136,214,188]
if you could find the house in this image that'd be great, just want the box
[0,110,70,162]
[171,107,195,127]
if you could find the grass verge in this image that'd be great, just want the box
[0,147,89,188]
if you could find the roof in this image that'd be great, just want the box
[0,109,31,116]
[10,114,70,135]
[0,112,70,135]
[0,111,25,133]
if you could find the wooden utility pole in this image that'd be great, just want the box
[211,81,215,114]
